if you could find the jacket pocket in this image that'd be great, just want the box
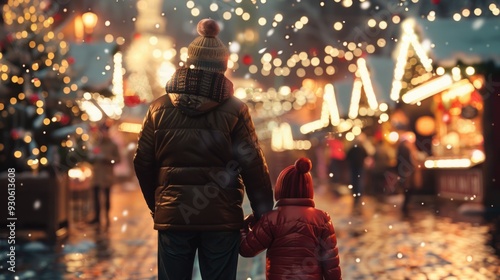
[154,180,169,212]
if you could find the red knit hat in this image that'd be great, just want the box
[274,158,314,200]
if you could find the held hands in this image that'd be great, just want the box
[241,214,256,234]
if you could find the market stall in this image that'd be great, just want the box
[392,18,500,208]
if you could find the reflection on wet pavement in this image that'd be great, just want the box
[1,181,499,280]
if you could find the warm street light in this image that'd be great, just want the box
[82,12,98,41]
[82,12,98,30]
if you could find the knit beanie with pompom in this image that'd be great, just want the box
[186,19,229,74]
[274,158,314,200]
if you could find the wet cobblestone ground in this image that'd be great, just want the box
[1,181,500,280]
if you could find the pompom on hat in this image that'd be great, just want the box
[274,158,314,200]
[186,19,229,73]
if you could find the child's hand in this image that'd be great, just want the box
[242,214,256,232]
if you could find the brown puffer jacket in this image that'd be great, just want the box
[240,198,342,280]
[133,68,274,231]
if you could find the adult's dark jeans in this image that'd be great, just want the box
[158,230,240,280]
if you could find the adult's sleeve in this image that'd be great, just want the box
[231,104,274,219]
[239,214,273,257]
[320,213,342,280]
[133,108,157,212]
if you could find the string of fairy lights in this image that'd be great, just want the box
[129,0,500,102]
[175,0,500,82]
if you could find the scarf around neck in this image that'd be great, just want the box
[165,68,234,103]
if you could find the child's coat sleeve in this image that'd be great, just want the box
[239,214,273,257]
[319,213,342,280]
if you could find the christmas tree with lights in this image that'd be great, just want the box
[0,0,88,173]
[390,19,434,103]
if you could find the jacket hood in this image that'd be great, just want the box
[165,67,234,116]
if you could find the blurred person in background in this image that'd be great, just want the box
[89,123,121,227]
[397,131,424,216]
[326,133,346,188]
[345,136,368,212]
[368,137,392,201]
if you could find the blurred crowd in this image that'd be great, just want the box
[294,131,429,216]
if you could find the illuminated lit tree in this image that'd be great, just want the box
[389,19,434,103]
[0,0,88,173]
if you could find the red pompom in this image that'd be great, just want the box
[294,158,312,174]
[197,19,220,37]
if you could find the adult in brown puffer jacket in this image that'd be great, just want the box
[240,158,342,280]
[133,19,274,280]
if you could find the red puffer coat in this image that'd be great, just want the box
[240,198,342,280]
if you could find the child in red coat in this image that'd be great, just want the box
[240,157,342,280]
